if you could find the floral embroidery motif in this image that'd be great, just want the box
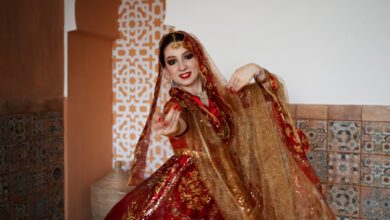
[178,170,212,210]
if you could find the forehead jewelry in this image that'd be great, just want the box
[170,34,182,50]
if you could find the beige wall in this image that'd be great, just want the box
[65,0,120,219]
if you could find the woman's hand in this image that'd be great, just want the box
[227,63,263,92]
[152,104,186,136]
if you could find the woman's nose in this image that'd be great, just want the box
[178,60,188,71]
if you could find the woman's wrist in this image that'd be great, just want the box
[254,66,267,83]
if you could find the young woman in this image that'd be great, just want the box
[105,31,335,220]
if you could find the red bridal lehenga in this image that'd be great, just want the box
[105,31,335,220]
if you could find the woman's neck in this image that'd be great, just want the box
[179,81,203,96]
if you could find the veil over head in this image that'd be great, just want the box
[128,30,232,185]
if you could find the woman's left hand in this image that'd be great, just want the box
[227,63,262,92]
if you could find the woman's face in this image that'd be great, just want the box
[163,42,201,93]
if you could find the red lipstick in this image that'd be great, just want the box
[179,72,191,79]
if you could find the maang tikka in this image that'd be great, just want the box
[170,34,182,50]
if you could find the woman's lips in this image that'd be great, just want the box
[179,72,191,79]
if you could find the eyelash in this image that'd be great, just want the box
[166,53,194,66]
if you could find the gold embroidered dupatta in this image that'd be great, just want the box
[129,31,335,219]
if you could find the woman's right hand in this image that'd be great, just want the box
[152,104,185,136]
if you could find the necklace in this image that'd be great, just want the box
[197,90,209,106]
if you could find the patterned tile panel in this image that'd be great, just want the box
[297,120,327,151]
[49,187,64,219]
[0,144,8,173]
[0,116,9,144]
[112,0,174,174]
[31,112,48,138]
[0,174,8,203]
[8,170,31,200]
[335,216,358,220]
[9,199,29,219]
[328,121,361,152]
[30,167,49,193]
[8,142,31,172]
[48,136,64,162]
[361,186,390,219]
[327,184,359,217]
[49,162,64,188]
[361,154,390,187]
[0,202,9,220]
[306,150,327,182]
[47,112,63,137]
[328,152,360,184]
[2,110,64,218]
[362,122,390,155]
[30,191,50,219]
[30,137,50,168]
[8,114,31,143]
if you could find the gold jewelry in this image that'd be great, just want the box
[170,34,182,50]
[197,90,209,106]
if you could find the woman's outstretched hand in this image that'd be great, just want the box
[227,63,263,92]
[152,104,186,136]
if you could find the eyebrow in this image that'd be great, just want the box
[166,51,192,59]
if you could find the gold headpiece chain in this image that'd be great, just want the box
[170,34,182,50]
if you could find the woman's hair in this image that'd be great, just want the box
[158,32,185,68]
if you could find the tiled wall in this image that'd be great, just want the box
[0,99,64,219]
[293,105,390,220]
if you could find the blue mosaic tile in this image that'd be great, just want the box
[31,112,48,137]
[335,216,358,220]
[306,150,327,182]
[0,144,8,173]
[49,163,64,187]
[0,174,8,203]
[31,167,49,192]
[49,187,64,220]
[361,154,390,187]
[9,199,29,219]
[8,170,31,200]
[297,120,327,151]
[328,121,361,152]
[0,116,9,144]
[30,192,50,219]
[47,112,63,137]
[328,152,360,184]
[8,142,31,171]
[361,187,390,219]
[8,114,31,143]
[327,184,359,217]
[48,136,64,162]
[0,202,9,220]
[363,122,390,155]
[30,137,49,167]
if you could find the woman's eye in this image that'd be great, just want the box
[167,60,176,65]
[184,53,193,60]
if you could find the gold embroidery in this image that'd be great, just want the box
[178,170,212,210]
[123,201,138,220]
[170,34,182,49]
